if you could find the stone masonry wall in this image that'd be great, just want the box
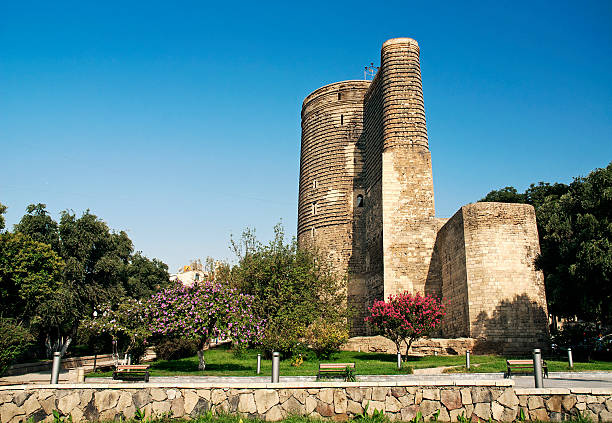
[461,202,549,354]
[433,203,549,353]
[361,71,384,332]
[380,39,437,300]
[2,382,612,422]
[435,210,470,338]
[297,80,370,334]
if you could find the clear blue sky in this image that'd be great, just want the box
[1,0,611,272]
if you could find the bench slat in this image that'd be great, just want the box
[317,363,355,380]
[505,359,548,379]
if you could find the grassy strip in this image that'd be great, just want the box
[52,410,598,423]
[88,345,612,378]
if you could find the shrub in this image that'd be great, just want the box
[305,318,349,359]
[0,319,34,375]
[260,318,306,359]
[155,338,199,361]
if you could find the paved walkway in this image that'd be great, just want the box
[80,372,612,389]
[3,369,611,389]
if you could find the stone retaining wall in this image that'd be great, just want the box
[1,382,611,422]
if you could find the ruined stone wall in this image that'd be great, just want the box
[3,383,612,422]
[460,202,549,354]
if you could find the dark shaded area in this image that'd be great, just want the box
[472,294,550,355]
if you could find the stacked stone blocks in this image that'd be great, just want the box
[3,383,612,422]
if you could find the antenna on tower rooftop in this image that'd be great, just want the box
[364,62,379,80]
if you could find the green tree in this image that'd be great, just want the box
[229,224,348,357]
[0,202,7,232]
[535,162,612,325]
[14,203,60,251]
[9,205,170,354]
[0,318,34,375]
[0,232,65,323]
[0,232,70,354]
[479,186,526,203]
[125,253,169,299]
[59,210,132,309]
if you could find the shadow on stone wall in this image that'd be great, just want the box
[471,294,550,356]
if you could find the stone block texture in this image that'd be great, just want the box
[296,37,548,352]
[2,385,611,422]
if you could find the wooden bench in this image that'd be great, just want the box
[317,363,355,379]
[112,364,150,382]
[505,359,548,378]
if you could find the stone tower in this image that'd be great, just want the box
[297,38,549,353]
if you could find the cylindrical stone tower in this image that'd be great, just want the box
[380,38,437,296]
[298,80,370,273]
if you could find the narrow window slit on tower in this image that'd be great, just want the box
[341,114,344,125]
[357,194,364,207]
[337,92,342,100]
[312,201,317,215]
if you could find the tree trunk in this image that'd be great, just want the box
[197,349,206,370]
[197,338,209,370]
[403,339,414,361]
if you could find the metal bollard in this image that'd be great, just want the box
[271,352,280,383]
[466,350,470,370]
[397,352,402,369]
[568,348,574,369]
[257,353,261,374]
[50,352,61,384]
[77,368,85,383]
[533,349,544,388]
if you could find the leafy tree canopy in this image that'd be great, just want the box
[0,232,64,324]
[228,223,348,357]
[0,202,7,232]
[6,203,170,355]
[535,163,612,324]
[14,203,60,251]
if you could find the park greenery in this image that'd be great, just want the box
[148,282,265,369]
[479,161,612,334]
[226,223,349,358]
[1,161,610,373]
[88,342,612,378]
[0,203,170,370]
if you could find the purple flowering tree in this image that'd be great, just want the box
[149,281,265,370]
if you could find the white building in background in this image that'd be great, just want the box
[169,259,225,286]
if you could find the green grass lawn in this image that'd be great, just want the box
[88,345,612,378]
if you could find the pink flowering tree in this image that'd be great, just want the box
[365,292,446,361]
[149,281,265,370]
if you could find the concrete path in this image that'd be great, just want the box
[0,369,72,386]
[3,367,610,389]
[77,372,612,388]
